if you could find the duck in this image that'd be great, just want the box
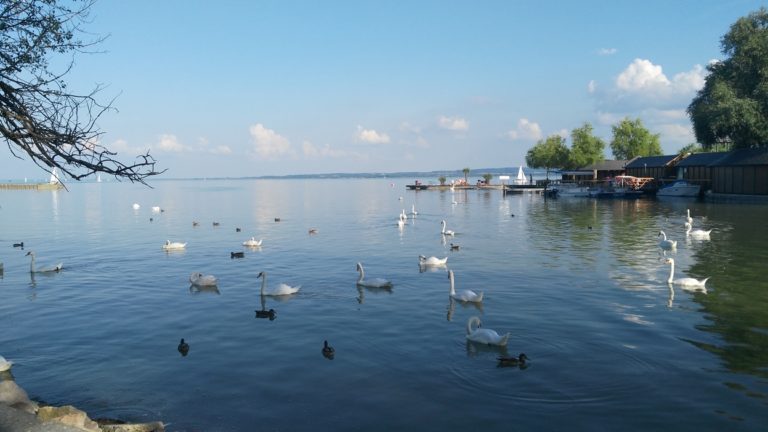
[356,262,393,288]
[230,251,245,259]
[243,237,263,247]
[274,217,281,222]
[685,222,712,240]
[189,272,218,287]
[450,243,460,251]
[257,271,300,296]
[419,255,448,266]
[466,316,509,346]
[440,220,455,236]
[13,242,23,248]
[192,221,200,227]
[448,270,483,303]
[322,340,335,359]
[665,258,708,292]
[25,251,63,273]
[658,231,677,250]
[497,353,529,367]
[308,228,318,235]
[0,355,13,372]
[236,227,242,232]
[212,221,220,227]
[177,339,190,356]
[255,308,277,320]
[163,240,187,250]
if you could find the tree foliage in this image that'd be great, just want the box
[525,135,569,178]
[677,143,704,156]
[462,167,470,183]
[688,7,768,150]
[609,117,662,159]
[568,122,605,169]
[0,0,163,184]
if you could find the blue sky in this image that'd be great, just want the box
[3,0,766,180]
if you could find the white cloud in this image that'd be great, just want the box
[210,145,232,155]
[249,123,293,158]
[356,125,390,144]
[598,48,618,56]
[616,59,670,92]
[587,80,597,94]
[438,116,469,131]
[156,134,184,152]
[507,118,542,141]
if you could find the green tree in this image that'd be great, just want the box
[568,122,606,169]
[688,7,768,150]
[0,0,162,183]
[462,167,470,183]
[525,135,569,180]
[482,173,493,184]
[438,175,446,185]
[610,118,662,159]
[677,143,704,156]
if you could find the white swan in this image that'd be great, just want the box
[243,237,263,247]
[400,209,408,221]
[419,255,448,266]
[685,222,711,240]
[665,258,708,292]
[0,355,12,372]
[163,240,187,250]
[658,231,677,250]
[685,209,693,225]
[151,206,161,213]
[132,203,140,210]
[397,218,405,228]
[356,262,393,288]
[257,271,300,296]
[448,270,483,303]
[466,316,509,346]
[190,272,218,287]
[441,220,455,236]
[25,251,63,273]
[411,204,418,216]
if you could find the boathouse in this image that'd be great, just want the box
[624,154,683,180]
[709,147,768,196]
[560,158,636,182]
[671,151,727,192]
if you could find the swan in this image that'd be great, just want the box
[132,203,140,210]
[190,272,218,287]
[397,218,405,228]
[448,270,483,303]
[243,237,263,247]
[400,209,408,221]
[151,206,161,213]
[497,353,529,367]
[163,240,187,250]
[466,316,509,346]
[685,222,711,240]
[0,355,12,372]
[322,340,335,359]
[411,204,418,216]
[25,251,63,273]
[686,209,693,225]
[665,258,709,292]
[419,255,448,266]
[441,220,455,236]
[178,338,190,356]
[658,231,677,250]
[356,262,393,288]
[257,271,300,296]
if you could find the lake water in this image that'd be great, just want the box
[1,179,767,431]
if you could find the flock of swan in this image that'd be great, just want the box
[660,208,712,293]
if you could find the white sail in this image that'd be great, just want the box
[49,168,60,184]
[515,165,526,184]
[97,174,102,183]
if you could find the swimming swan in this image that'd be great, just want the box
[163,240,187,250]
[665,258,708,292]
[0,355,13,372]
[441,220,455,236]
[448,270,483,303]
[25,251,63,273]
[685,222,711,240]
[411,204,418,216]
[419,255,448,266]
[685,209,693,225]
[356,262,393,288]
[257,271,300,296]
[466,316,509,346]
[190,272,218,287]
[243,237,263,247]
[658,231,677,250]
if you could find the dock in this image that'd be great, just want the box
[0,182,64,191]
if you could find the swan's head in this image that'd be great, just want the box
[665,258,674,265]
[25,251,33,257]
[356,262,363,271]
[441,220,446,225]
[419,255,426,260]
[257,271,265,279]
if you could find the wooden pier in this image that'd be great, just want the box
[0,182,64,191]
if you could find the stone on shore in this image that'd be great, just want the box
[37,405,100,431]
[0,379,39,413]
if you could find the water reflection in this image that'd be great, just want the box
[189,284,220,295]
[356,284,393,304]
[255,295,277,320]
[465,340,509,358]
[446,297,483,321]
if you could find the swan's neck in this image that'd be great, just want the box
[685,225,691,235]
[667,261,674,283]
[29,254,35,272]
[466,317,479,334]
[660,231,667,240]
[449,272,456,295]
[357,266,364,283]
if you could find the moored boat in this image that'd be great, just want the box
[656,180,701,197]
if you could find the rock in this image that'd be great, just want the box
[100,421,165,432]
[37,405,100,431]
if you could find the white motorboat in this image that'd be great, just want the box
[657,180,701,197]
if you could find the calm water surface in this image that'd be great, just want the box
[1,179,767,431]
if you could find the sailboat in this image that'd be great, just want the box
[49,168,59,184]
[515,165,527,185]
[38,168,64,190]
[97,173,102,183]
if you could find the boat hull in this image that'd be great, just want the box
[657,182,701,197]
